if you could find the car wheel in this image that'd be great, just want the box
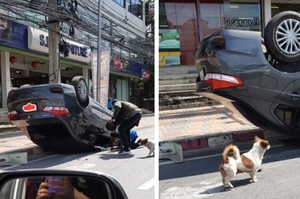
[264,11,300,63]
[71,76,89,107]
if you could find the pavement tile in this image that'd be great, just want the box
[159,106,260,145]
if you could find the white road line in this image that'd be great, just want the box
[65,163,96,170]
[138,177,155,190]
[159,143,284,166]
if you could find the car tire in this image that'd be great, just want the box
[71,76,89,107]
[264,11,300,63]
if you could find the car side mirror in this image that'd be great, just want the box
[0,169,128,199]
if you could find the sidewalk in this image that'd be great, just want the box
[159,105,277,152]
[0,131,44,161]
[0,113,154,162]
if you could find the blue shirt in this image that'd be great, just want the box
[130,129,137,141]
[107,98,113,109]
[117,129,137,141]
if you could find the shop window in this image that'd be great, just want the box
[127,0,143,19]
[271,3,300,17]
[159,0,199,66]
[199,0,261,39]
[112,0,125,7]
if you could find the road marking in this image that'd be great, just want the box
[138,177,155,190]
[161,181,224,199]
[159,143,284,166]
[65,163,96,169]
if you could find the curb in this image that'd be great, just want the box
[159,128,264,151]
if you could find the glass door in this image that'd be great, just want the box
[199,0,261,40]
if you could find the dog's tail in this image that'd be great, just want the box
[222,144,240,163]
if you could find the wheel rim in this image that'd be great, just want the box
[78,79,87,100]
[276,18,300,55]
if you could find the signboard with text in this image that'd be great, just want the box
[28,27,91,63]
[159,29,181,66]
[91,48,111,107]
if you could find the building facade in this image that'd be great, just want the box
[159,0,300,67]
[0,0,150,108]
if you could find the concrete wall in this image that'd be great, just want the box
[102,0,145,38]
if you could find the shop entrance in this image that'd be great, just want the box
[8,53,83,87]
[0,52,84,108]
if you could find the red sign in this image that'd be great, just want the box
[149,2,154,15]
[22,103,37,112]
[113,57,121,69]
[113,57,130,71]
[142,69,150,81]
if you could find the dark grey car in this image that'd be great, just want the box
[195,11,300,137]
[7,76,113,152]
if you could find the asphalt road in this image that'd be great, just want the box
[159,138,300,199]
[3,115,155,199]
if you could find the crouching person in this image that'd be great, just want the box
[107,99,142,155]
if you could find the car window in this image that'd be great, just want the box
[275,105,300,128]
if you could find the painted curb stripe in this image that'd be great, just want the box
[160,129,264,151]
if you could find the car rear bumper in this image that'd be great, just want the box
[11,116,99,152]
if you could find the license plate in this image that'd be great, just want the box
[22,103,37,112]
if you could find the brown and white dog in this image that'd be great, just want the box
[219,136,270,188]
[139,138,155,157]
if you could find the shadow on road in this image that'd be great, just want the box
[199,179,251,196]
[98,153,134,160]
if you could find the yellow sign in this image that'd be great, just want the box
[159,56,166,66]
[159,52,181,66]
[159,52,181,56]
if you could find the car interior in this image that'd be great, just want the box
[0,176,112,199]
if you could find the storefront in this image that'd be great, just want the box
[0,20,150,108]
[110,56,150,102]
[159,0,300,67]
[0,21,91,108]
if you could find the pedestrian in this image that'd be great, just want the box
[111,129,140,150]
[107,94,113,111]
[108,99,142,154]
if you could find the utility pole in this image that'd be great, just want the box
[96,0,102,103]
[48,0,61,83]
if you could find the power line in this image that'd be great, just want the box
[0,0,154,60]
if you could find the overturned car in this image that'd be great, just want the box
[7,76,112,152]
[195,11,300,137]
